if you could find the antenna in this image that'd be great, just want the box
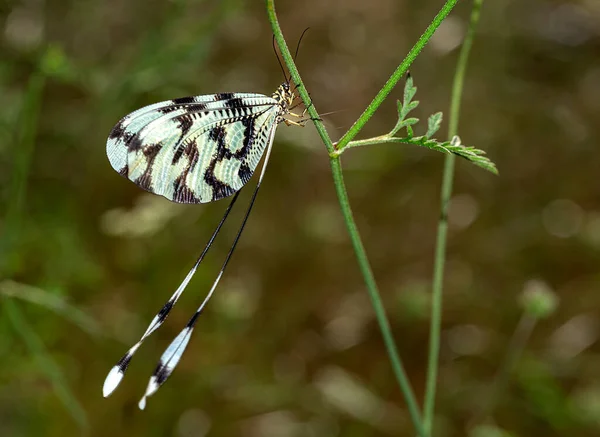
[272,29,311,84]
[294,27,310,61]
[272,35,288,81]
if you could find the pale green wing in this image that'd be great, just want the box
[106,94,280,203]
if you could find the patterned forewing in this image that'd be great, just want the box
[205,107,278,201]
[107,94,280,203]
[107,96,218,173]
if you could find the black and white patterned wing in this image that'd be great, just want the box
[106,93,280,203]
[107,95,217,174]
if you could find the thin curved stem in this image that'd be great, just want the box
[477,314,536,422]
[266,2,334,154]
[267,1,428,435]
[336,0,460,152]
[267,2,468,435]
[423,0,485,434]
[330,157,425,437]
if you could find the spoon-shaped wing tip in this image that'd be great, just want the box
[103,366,124,397]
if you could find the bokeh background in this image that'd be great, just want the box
[1,0,599,436]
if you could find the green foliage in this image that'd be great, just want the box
[336,75,498,175]
[391,75,420,136]
[395,77,497,173]
[3,300,89,431]
[271,1,493,436]
[0,281,102,336]
[426,111,443,139]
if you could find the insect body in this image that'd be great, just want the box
[103,82,304,409]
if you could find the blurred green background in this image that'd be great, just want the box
[1,0,599,436]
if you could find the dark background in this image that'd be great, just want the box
[1,0,599,436]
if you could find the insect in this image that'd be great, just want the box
[102,76,308,409]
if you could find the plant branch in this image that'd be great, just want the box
[477,314,537,422]
[335,0,460,152]
[423,0,485,434]
[266,2,334,154]
[267,1,427,435]
[329,157,425,437]
[335,135,497,174]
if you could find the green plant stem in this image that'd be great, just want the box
[0,280,102,337]
[266,1,334,154]
[338,136,444,156]
[3,300,89,432]
[335,0,459,152]
[0,60,88,431]
[330,157,426,437]
[478,314,536,422]
[423,0,485,434]
[0,73,45,272]
[343,136,448,150]
[267,2,430,435]
[334,132,497,175]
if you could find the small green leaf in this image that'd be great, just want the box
[392,94,420,136]
[398,117,419,138]
[402,135,498,174]
[396,100,405,118]
[426,112,443,138]
[403,75,417,107]
[406,100,419,112]
[402,117,419,127]
[398,100,419,120]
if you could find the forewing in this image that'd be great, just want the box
[106,94,279,203]
[107,95,217,173]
